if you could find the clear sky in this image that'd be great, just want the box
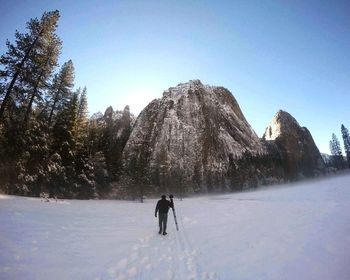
[1,0,349,154]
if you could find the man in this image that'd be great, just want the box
[155,195,174,235]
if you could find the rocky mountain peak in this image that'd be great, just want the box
[162,79,204,101]
[263,110,301,140]
[122,80,265,193]
[104,106,114,119]
[160,80,248,122]
[90,111,103,120]
[121,105,131,125]
[263,110,325,179]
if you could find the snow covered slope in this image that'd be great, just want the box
[1,174,350,280]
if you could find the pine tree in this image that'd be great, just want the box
[330,133,342,156]
[50,91,78,197]
[87,118,101,157]
[0,10,61,123]
[0,11,100,199]
[15,118,50,196]
[46,152,66,197]
[47,60,74,126]
[329,133,345,169]
[341,124,350,168]
[0,115,26,194]
[75,87,89,146]
[329,140,336,157]
[101,106,117,179]
[22,32,61,127]
[50,87,95,198]
[74,87,96,198]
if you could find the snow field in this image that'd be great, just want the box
[1,173,350,279]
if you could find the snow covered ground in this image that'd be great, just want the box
[1,174,350,280]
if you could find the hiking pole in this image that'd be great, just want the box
[169,194,179,231]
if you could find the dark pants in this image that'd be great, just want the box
[158,213,168,233]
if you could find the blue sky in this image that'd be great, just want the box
[1,0,349,154]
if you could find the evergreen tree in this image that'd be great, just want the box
[50,87,96,198]
[22,33,61,127]
[0,11,99,199]
[0,9,61,194]
[87,118,109,195]
[91,151,108,195]
[87,118,102,157]
[50,91,78,197]
[74,87,96,198]
[47,60,74,126]
[15,119,50,196]
[0,115,26,194]
[329,133,345,169]
[75,87,89,146]
[330,133,342,156]
[341,124,350,168]
[0,10,61,123]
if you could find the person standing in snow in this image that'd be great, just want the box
[155,195,174,235]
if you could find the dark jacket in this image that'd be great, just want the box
[155,198,174,215]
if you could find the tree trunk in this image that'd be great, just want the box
[140,184,144,203]
[48,84,62,126]
[23,88,37,127]
[23,50,53,128]
[23,68,46,127]
[0,32,42,122]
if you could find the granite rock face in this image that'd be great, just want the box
[90,105,135,182]
[121,82,325,195]
[263,110,325,179]
[122,80,265,193]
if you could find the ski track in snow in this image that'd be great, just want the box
[105,207,219,280]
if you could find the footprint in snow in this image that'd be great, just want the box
[106,231,220,280]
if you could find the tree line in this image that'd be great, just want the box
[329,124,350,170]
[0,11,132,199]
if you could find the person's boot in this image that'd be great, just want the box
[163,232,167,235]
[158,229,162,234]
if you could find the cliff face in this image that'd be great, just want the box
[120,82,325,195]
[122,80,265,193]
[263,110,325,179]
[90,105,134,182]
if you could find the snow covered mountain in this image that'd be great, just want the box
[122,80,265,193]
[91,105,136,128]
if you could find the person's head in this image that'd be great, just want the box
[161,195,166,199]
